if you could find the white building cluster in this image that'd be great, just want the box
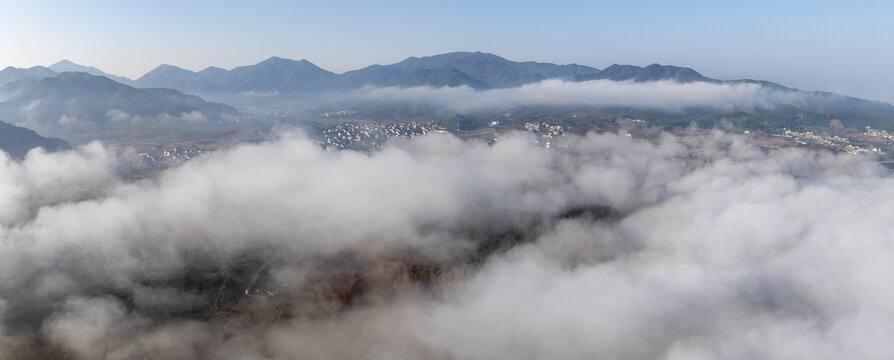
[782,128,849,146]
[524,122,565,139]
[779,128,886,155]
[318,121,446,150]
[865,126,894,140]
[132,146,211,169]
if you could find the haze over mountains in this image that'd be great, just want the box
[131,52,594,94]
[338,52,599,90]
[0,65,57,89]
[2,51,894,156]
[1,52,604,95]
[47,59,135,85]
[0,51,887,100]
[0,51,886,102]
[0,60,133,89]
[0,72,239,140]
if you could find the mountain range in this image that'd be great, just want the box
[1,53,889,105]
[0,52,846,103]
[0,66,58,89]
[2,51,894,144]
[78,52,600,95]
[48,60,134,85]
[338,52,599,90]
[0,52,864,99]
[0,60,134,89]
[0,72,239,140]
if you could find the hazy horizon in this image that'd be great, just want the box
[1,0,892,103]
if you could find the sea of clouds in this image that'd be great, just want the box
[1,130,892,359]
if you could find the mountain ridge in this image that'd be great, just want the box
[0,66,58,88]
[0,72,239,140]
[2,52,893,117]
[48,60,134,85]
[339,51,599,90]
[0,119,70,160]
[0,53,877,105]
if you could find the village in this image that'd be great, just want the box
[130,145,213,169]
[122,118,894,175]
[315,121,449,150]
[771,126,890,156]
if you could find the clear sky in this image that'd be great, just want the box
[1,0,892,102]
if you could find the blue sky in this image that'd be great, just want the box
[1,0,892,102]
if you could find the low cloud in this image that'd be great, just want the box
[42,297,128,359]
[106,109,208,124]
[0,141,114,225]
[0,130,892,359]
[341,79,806,112]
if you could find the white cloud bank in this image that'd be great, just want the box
[342,79,806,112]
[0,130,893,359]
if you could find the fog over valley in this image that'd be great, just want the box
[0,130,893,358]
[2,4,894,355]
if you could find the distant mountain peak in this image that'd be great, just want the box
[575,63,707,83]
[0,66,59,88]
[260,56,296,64]
[256,56,315,67]
[200,66,227,72]
[156,64,188,70]
[602,64,642,71]
[50,59,88,68]
[50,60,103,75]
[335,51,599,90]
[46,60,133,85]
[138,64,202,80]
